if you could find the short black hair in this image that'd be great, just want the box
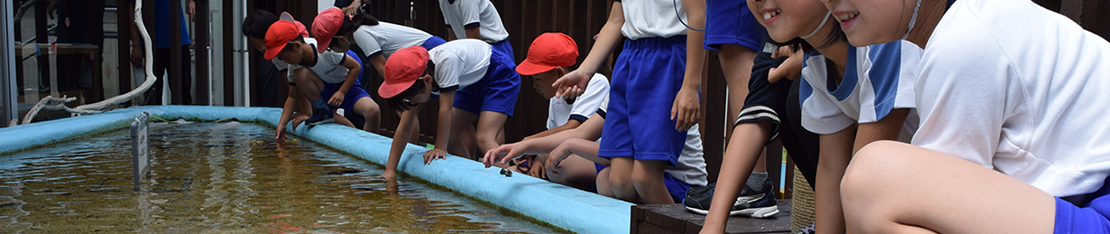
[243,10,279,39]
[385,61,436,111]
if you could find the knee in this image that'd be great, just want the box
[841,141,906,204]
[361,101,380,118]
[608,172,634,192]
[630,169,663,191]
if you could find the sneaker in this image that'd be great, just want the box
[683,177,780,218]
[796,223,815,234]
[305,104,335,126]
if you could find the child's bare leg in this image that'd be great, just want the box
[596,167,613,197]
[352,97,381,133]
[475,111,509,156]
[609,157,641,203]
[447,108,478,158]
[333,112,355,127]
[841,141,1055,234]
[292,68,324,104]
[547,154,599,191]
[632,159,674,204]
[720,44,765,174]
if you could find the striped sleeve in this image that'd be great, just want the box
[856,40,922,123]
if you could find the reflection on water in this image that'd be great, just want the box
[0,123,554,233]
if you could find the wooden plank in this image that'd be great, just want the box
[195,0,209,105]
[634,201,793,234]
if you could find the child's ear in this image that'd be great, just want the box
[555,67,568,77]
[422,74,433,85]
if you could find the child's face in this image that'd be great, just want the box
[530,68,563,99]
[328,35,353,53]
[276,41,306,65]
[747,0,831,43]
[249,37,267,53]
[402,77,435,106]
[822,0,916,46]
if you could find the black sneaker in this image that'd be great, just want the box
[796,223,815,234]
[305,105,335,126]
[683,177,780,218]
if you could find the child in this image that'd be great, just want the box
[551,0,697,204]
[264,12,380,134]
[823,0,1110,232]
[437,0,514,61]
[377,40,520,180]
[313,7,447,78]
[485,32,610,181]
[483,94,709,202]
[241,10,356,140]
[743,0,923,232]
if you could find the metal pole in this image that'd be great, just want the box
[1,0,15,126]
[118,0,132,105]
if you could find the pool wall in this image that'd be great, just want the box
[0,106,632,234]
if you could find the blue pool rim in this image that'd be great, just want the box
[0,106,632,233]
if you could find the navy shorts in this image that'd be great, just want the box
[599,36,687,165]
[704,0,765,52]
[321,51,371,113]
[1054,177,1110,234]
[736,49,793,144]
[453,48,521,116]
[594,163,692,203]
[491,39,516,62]
[421,36,447,50]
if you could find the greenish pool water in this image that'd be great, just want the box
[0,122,555,233]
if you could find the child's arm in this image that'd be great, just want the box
[552,1,625,99]
[521,119,583,141]
[673,0,707,131]
[483,114,605,167]
[383,104,422,180]
[327,55,363,106]
[815,127,857,234]
[275,82,299,140]
[370,54,387,78]
[425,90,457,164]
[547,138,608,168]
[853,109,908,152]
[701,122,774,233]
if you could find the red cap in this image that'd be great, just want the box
[312,8,345,54]
[380,46,430,98]
[516,33,579,76]
[264,12,301,60]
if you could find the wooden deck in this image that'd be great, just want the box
[631,200,793,234]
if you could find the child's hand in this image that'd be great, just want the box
[545,142,576,171]
[423,148,447,165]
[328,92,346,106]
[671,86,700,131]
[552,70,590,99]
[275,125,287,141]
[768,47,804,83]
[483,143,523,168]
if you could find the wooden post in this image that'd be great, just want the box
[222,0,234,106]
[168,0,183,104]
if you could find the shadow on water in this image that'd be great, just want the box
[0,122,553,233]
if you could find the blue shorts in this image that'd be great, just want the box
[593,164,691,203]
[704,0,765,52]
[599,36,688,165]
[453,48,521,116]
[421,36,447,50]
[321,51,371,113]
[491,39,516,62]
[1054,177,1110,234]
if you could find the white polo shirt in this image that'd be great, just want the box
[429,39,492,94]
[912,0,1110,197]
[547,74,611,129]
[596,94,709,187]
[279,38,351,84]
[798,40,922,140]
[271,58,303,83]
[438,0,510,43]
[352,22,434,58]
[615,0,688,40]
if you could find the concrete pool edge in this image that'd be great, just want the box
[0,106,633,234]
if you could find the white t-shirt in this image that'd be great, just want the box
[438,0,510,43]
[429,39,491,95]
[352,23,434,58]
[912,0,1110,197]
[616,0,688,40]
[547,74,611,129]
[799,40,922,140]
[293,38,352,84]
[596,95,709,187]
[271,58,303,83]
